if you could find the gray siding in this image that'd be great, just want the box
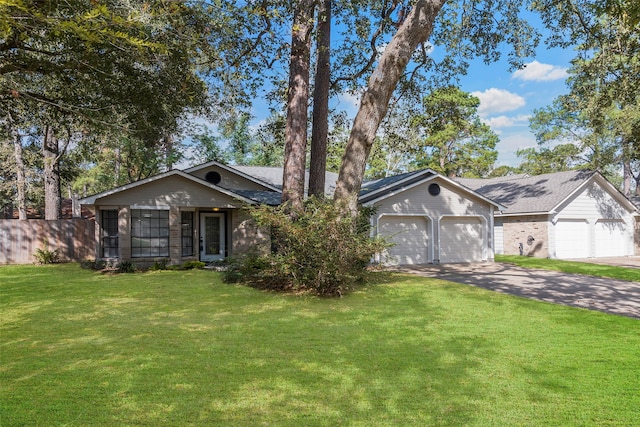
[189,165,272,191]
[95,175,243,208]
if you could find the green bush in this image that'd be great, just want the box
[117,261,137,273]
[223,198,387,296]
[33,240,59,264]
[180,260,206,270]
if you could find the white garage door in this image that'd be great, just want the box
[555,219,588,258]
[379,216,429,265]
[439,217,483,263]
[595,220,626,257]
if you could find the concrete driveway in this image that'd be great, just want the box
[394,262,640,319]
[565,256,640,268]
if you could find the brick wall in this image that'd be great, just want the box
[502,215,549,258]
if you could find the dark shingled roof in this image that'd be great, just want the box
[456,170,597,214]
[359,170,429,197]
[231,166,339,196]
[233,190,282,206]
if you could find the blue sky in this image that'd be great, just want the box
[462,40,573,167]
[328,50,572,168]
[328,10,575,169]
[463,53,571,167]
[237,11,575,170]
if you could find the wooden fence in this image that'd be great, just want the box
[0,219,95,264]
[636,216,640,256]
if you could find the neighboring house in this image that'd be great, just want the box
[79,162,502,266]
[457,170,639,259]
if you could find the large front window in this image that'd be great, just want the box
[131,209,169,257]
[101,209,118,258]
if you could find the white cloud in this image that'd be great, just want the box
[376,43,388,58]
[340,91,361,109]
[333,89,364,119]
[512,60,568,82]
[495,131,538,167]
[484,114,531,128]
[471,88,526,116]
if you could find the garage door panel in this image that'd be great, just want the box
[379,216,429,265]
[555,219,588,259]
[440,217,483,263]
[595,220,626,257]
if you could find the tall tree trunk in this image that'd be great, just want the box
[115,147,121,186]
[622,158,631,197]
[43,125,61,220]
[164,134,174,171]
[334,0,446,215]
[309,0,331,198]
[282,0,315,212]
[11,124,27,220]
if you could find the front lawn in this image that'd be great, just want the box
[1,264,639,426]
[496,254,640,282]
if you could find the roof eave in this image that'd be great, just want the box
[79,170,258,206]
[496,210,552,217]
[184,161,281,192]
[360,171,505,210]
[359,169,438,202]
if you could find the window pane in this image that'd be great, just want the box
[101,210,119,258]
[131,209,169,258]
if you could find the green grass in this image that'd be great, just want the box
[1,264,639,426]
[496,254,640,282]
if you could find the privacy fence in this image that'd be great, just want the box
[0,219,95,265]
[636,216,640,256]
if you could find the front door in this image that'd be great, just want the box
[200,213,225,262]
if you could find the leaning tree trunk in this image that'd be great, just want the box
[308,0,331,198]
[43,125,61,220]
[333,0,447,216]
[282,0,315,212]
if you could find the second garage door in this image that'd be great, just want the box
[439,217,484,263]
[378,216,430,265]
[595,220,626,257]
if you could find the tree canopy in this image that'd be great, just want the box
[527,0,640,195]
[410,87,498,178]
[3,0,638,217]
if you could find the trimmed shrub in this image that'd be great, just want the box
[223,198,387,296]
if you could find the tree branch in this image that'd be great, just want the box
[330,1,400,89]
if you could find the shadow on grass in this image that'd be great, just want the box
[4,265,639,425]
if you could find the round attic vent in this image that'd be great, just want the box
[205,171,222,185]
[428,183,441,196]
